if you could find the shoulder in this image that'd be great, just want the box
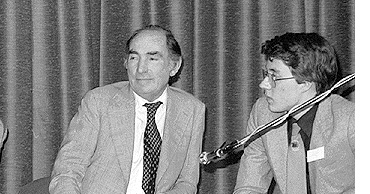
[83,81,129,100]
[329,94,354,111]
[168,86,205,108]
[315,94,355,139]
[253,97,269,111]
[80,81,131,109]
[325,94,355,118]
[251,97,282,123]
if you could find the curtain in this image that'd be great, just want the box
[0,0,354,193]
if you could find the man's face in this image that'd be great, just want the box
[259,59,304,113]
[125,30,180,102]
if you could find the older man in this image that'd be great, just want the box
[50,25,205,194]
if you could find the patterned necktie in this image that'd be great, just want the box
[142,101,163,194]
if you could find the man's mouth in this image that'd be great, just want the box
[136,78,153,85]
[137,77,152,81]
[265,95,273,104]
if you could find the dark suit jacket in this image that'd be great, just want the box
[234,94,355,194]
[49,81,205,194]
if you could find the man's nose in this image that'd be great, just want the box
[137,58,148,73]
[259,76,272,90]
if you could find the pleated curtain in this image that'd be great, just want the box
[0,0,355,193]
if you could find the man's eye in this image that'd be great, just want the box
[129,56,138,60]
[149,57,159,61]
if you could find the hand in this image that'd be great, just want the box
[0,120,8,150]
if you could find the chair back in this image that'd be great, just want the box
[18,177,51,194]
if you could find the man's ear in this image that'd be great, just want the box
[170,58,182,77]
[299,81,315,93]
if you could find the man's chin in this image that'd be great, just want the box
[267,104,285,113]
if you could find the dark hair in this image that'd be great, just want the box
[126,25,183,85]
[261,32,338,93]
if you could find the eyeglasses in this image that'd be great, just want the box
[262,69,295,88]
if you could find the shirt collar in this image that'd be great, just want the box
[295,104,318,139]
[133,88,168,107]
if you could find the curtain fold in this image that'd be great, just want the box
[0,0,354,193]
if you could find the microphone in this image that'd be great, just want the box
[199,149,222,165]
[199,140,239,164]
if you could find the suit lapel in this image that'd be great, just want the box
[265,122,288,194]
[107,86,191,185]
[310,98,332,150]
[156,88,189,183]
[108,85,136,184]
[308,98,333,192]
[263,97,333,193]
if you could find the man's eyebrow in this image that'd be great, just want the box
[128,50,138,55]
[147,51,163,57]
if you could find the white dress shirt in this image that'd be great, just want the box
[126,89,167,194]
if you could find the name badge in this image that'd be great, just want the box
[307,146,324,163]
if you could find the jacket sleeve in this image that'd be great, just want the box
[348,107,355,155]
[343,105,355,194]
[233,100,274,194]
[49,91,100,194]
